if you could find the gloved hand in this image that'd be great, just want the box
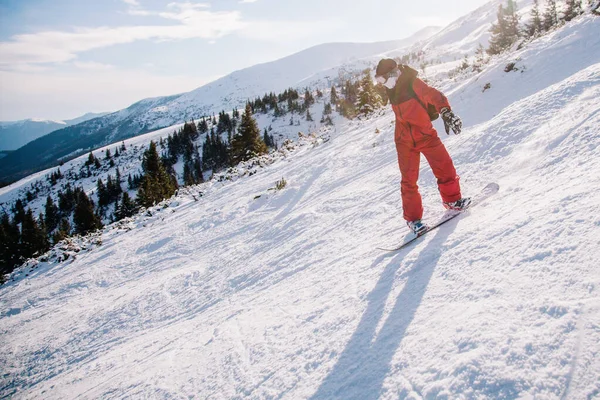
[440,107,462,135]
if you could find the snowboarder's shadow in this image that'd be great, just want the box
[311,220,459,399]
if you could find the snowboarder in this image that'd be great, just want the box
[374,58,470,235]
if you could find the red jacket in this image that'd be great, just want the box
[388,68,450,146]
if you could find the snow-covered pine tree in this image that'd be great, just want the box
[473,43,487,72]
[229,104,267,165]
[193,152,204,183]
[563,0,583,21]
[183,162,195,186]
[73,190,102,235]
[51,218,71,245]
[13,199,25,224]
[137,141,177,208]
[487,0,520,55]
[356,70,382,116]
[330,86,338,105]
[527,0,544,37]
[0,212,21,278]
[263,128,273,148]
[97,178,108,208]
[44,195,60,233]
[306,108,314,121]
[20,209,49,259]
[543,0,559,30]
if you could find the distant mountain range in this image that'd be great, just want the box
[0,27,439,184]
[0,113,109,151]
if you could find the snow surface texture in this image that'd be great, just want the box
[2,14,600,400]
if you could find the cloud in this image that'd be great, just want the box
[73,61,115,70]
[0,3,244,68]
[241,18,345,43]
[0,1,343,71]
[239,0,258,3]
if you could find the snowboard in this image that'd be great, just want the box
[377,183,499,252]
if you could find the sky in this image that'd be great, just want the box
[0,0,492,121]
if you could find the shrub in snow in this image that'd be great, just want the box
[275,178,287,191]
[504,62,517,72]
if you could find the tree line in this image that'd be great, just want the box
[0,71,390,282]
[487,0,590,56]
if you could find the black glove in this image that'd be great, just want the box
[440,107,462,135]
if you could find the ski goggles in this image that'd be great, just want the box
[375,68,400,89]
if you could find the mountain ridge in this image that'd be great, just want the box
[0,112,109,152]
[0,26,439,184]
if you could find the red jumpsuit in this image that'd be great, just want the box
[390,78,461,222]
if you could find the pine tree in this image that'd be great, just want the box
[73,191,102,235]
[472,43,487,72]
[527,0,544,36]
[183,162,195,186]
[58,185,76,213]
[97,178,109,207]
[229,104,268,165]
[563,0,583,21]
[193,154,204,183]
[487,1,520,55]
[44,196,60,233]
[114,192,137,220]
[198,118,209,134]
[0,213,21,276]
[543,0,559,30]
[263,128,273,147]
[105,149,112,160]
[356,70,382,116]
[13,199,26,224]
[304,89,315,108]
[52,218,71,245]
[330,86,339,104]
[37,212,49,253]
[86,152,95,166]
[505,0,520,41]
[306,108,314,121]
[116,168,122,188]
[137,141,177,208]
[20,209,49,258]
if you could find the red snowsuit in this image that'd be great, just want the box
[387,68,461,222]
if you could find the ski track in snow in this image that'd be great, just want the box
[1,14,600,400]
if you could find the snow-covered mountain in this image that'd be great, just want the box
[1,2,600,398]
[0,113,108,152]
[0,27,439,185]
[62,112,110,126]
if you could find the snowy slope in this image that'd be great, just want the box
[0,96,340,225]
[2,12,600,400]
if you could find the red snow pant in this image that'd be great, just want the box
[395,135,461,222]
